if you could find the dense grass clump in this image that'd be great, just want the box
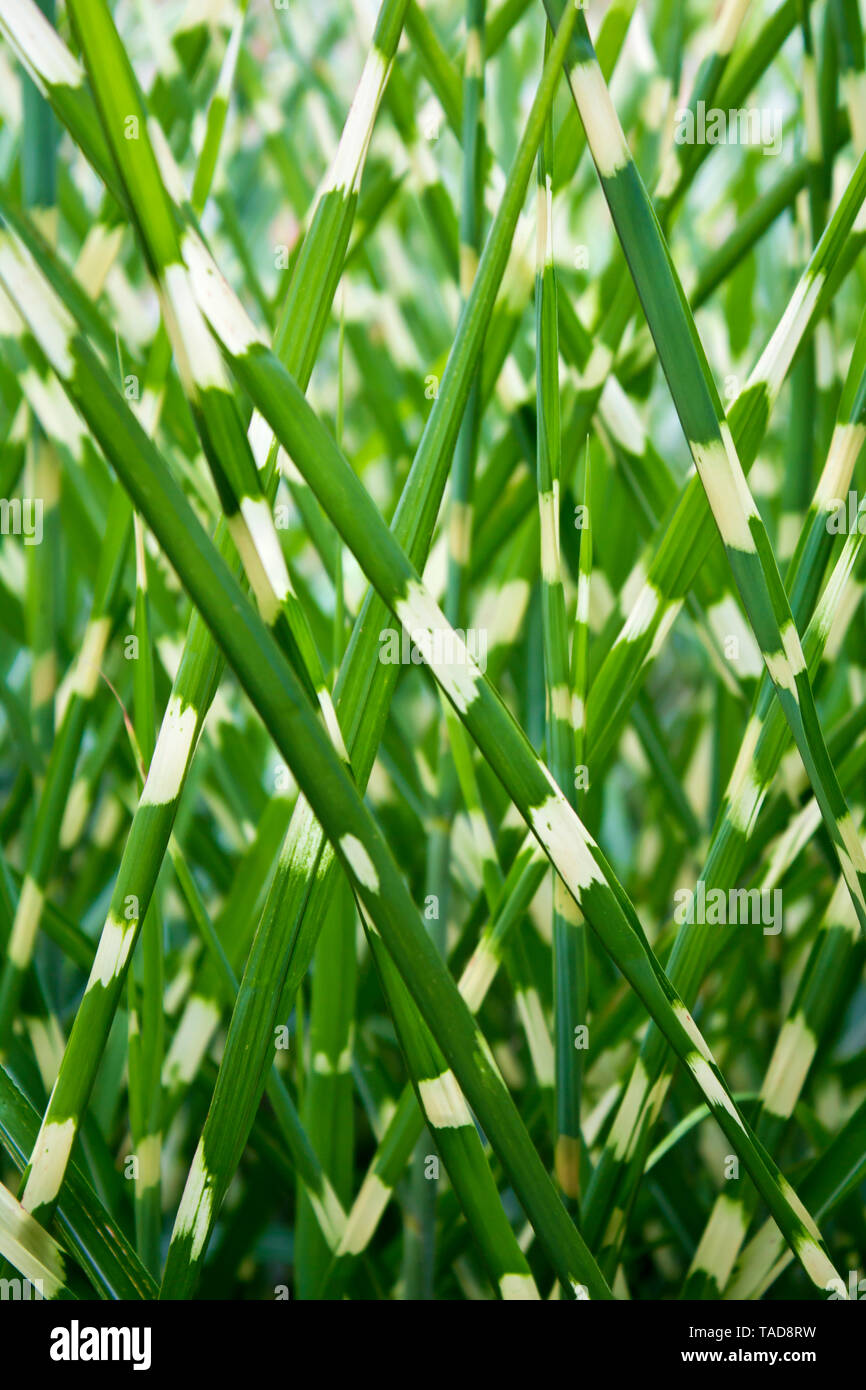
[0,0,864,1302]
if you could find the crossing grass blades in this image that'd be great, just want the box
[0,0,864,1303]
